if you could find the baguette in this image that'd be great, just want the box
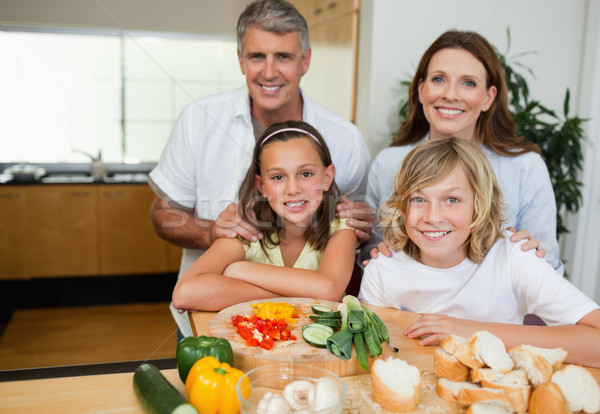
[441,335,485,369]
[470,368,528,385]
[481,378,530,413]
[551,364,600,413]
[519,344,567,371]
[467,331,514,374]
[436,377,508,406]
[371,357,421,412]
[508,345,553,387]
[434,348,469,382]
[528,382,571,414]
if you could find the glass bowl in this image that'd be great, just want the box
[236,363,347,414]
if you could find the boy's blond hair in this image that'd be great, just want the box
[379,138,505,264]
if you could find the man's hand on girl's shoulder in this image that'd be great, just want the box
[212,203,262,243]
[336,197,374,244]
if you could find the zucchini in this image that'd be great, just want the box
[133,363,198,414]
[308,315,342,329]
[302,323,334,348]
[311,305,334,314]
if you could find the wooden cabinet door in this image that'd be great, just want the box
[0,186,29,279]
[98,185,169,275]
[27,185,99,277]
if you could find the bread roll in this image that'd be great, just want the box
[466,400,513,414]
[436,377,508,406]
[371,357,421,412]
[528,382,571,414]
[442,335,484,369]
[508,345,552,386]
[467,331,514,373]
[434,348,469,382]
[551,364,600,413]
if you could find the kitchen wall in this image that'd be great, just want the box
[1,0,599,301]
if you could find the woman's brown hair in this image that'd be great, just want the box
[238,120,340,253]
[392,30,540,156]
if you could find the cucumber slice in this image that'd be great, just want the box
[308,316,342,329]
[302,324,333,348]
[311,305,333,314]
[303,322,334,335]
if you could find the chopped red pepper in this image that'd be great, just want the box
[231,314,295,350]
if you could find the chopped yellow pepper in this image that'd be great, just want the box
[251,301,297,324]
[186,356,249,414]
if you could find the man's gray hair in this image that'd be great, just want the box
[237,0,310,55]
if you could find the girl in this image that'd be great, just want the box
[173,121,357,311]
[365,30,556,271]
[359,138,600,367]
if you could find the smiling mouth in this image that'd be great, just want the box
[285,200,306,208]
[261,84,281,92]
[437,107,464,115]
[422,231,450,238]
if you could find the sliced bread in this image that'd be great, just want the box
[508,345,553,386]
[470,368,528,385]
[437,377,508,406]
[519,344,567,371]
[551,364,600,413]
[467,331,514,373]
[481,377,531,413]
[371,357,421,412]
[466,400,513,414]
[528,382,571,414]
[434,348,469,382]
[442,335,485,369]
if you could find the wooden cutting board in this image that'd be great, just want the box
[209,297,366,377]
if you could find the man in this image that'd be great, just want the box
[149,0,371,338]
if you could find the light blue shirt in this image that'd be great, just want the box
[364,137,563,274]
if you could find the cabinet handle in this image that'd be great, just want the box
[70,191,93,197]
[313,7,323,15]
[103,191,124,197]
[326,2,337,9]
[0,193,22,199]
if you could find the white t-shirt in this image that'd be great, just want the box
[358,231,598,326]
[150,87,370,336]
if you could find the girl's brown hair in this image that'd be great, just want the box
[392,30,540,156]
[238,120,340,253]
[380,137,504,264]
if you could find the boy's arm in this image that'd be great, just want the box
[404,309,600,368]
[225,229,357,301]
[172,238,278,311]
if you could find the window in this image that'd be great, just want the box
[0,29,245,163]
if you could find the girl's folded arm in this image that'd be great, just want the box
[172,237,278,311]
[224,229,357,301]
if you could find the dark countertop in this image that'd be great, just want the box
[0,162,155,185]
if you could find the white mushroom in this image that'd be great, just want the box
[311,376,341,412]
[283,380,315,411]
[257,392,291,414]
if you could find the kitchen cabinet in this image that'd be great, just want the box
[98,185,168,275]
[0,183,183,279]
[27,185,99,277]
[0,187,29,279]
[288,0,360,121]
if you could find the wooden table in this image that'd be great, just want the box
[1,304,599,413]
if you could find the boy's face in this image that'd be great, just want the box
[405,166,474,268]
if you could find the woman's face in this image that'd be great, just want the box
[254,137,334,229]
[418,48,497,141]
[405,166,474,268]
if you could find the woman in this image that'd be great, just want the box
[365,30,561,273]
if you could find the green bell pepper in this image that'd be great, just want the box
[176,335,234,383]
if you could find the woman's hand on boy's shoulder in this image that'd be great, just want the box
[336,197,374,244]
[361,242,394,266]
[506,226,546,259]
[212,203,262,243]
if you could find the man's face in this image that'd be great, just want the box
[238,27,311,123]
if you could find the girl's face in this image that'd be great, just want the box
[418,48,497,141]
[255,137,334,228]
[405,166,474,268]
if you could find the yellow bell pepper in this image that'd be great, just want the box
[185,356,250,414]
